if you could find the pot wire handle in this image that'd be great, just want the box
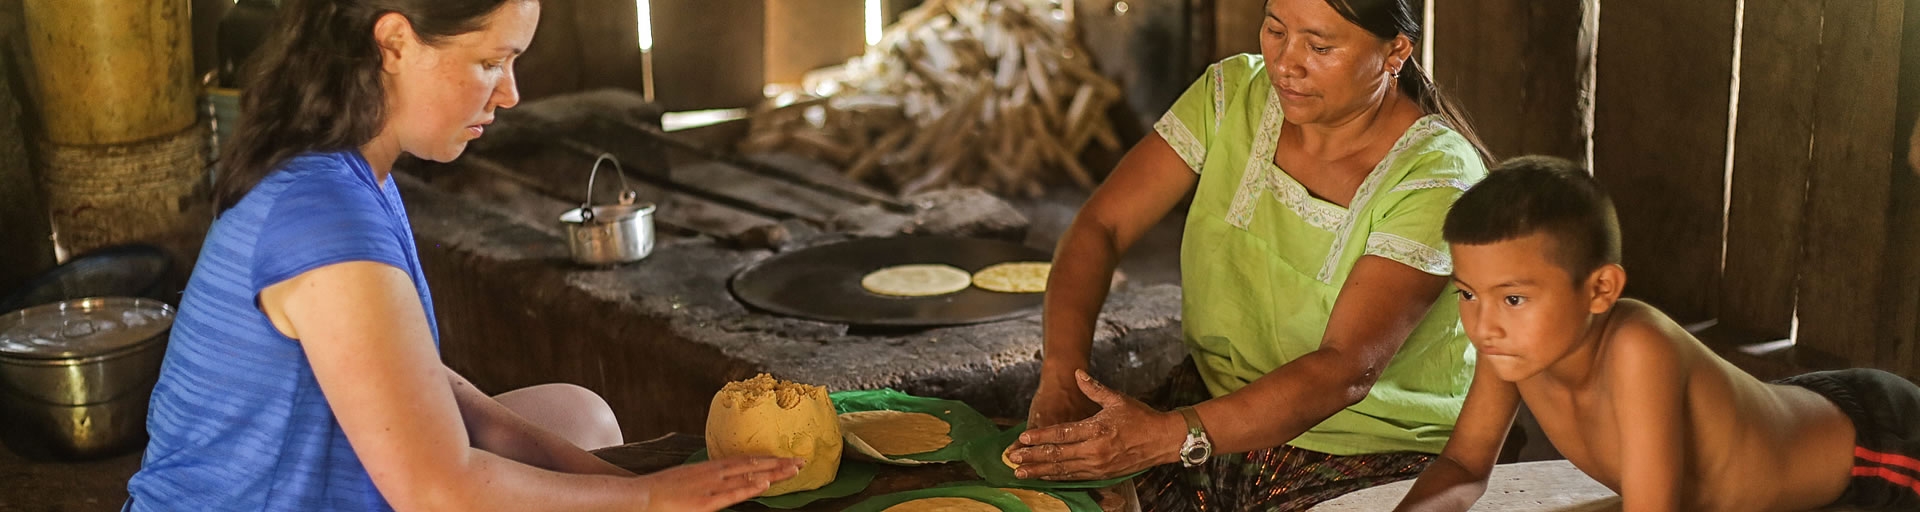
[580,153,633,222]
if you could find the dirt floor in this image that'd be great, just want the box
[0,443,138,511]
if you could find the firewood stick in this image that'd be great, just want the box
[1062,58,1122,100]
[789,129,857,164]
[1062,84,1098,153]
[902,147,965,195]
[1024,44,1062,128]
[1027,112,1093,189]
[847,127,911,181]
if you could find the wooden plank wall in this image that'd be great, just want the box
[1431,0,1592,163]
[1590,0,1738,324]
[1792,0,1906,368]
[1720,1,1821,342]
[1875,1,1920,378]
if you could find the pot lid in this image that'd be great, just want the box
[0,297,174,359]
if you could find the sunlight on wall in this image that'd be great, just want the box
[866,0,883,46]
[635,0,653,51]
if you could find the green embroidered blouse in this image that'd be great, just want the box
[1159,55,1487,455]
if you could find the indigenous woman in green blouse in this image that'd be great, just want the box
[1011,0,1492,509]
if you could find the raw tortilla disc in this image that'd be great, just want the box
[880,497,1002,512]
[861,264,973,297]
[999,488,1070,512]
[839,410,953,455]
[1001,443,1019,469]
[971,262,1051,293]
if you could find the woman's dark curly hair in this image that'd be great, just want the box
[215,0,530,213]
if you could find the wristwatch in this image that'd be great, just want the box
[1174,406,1213,468]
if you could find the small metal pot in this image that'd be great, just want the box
[560,154,656,266]
[0,297,172,460]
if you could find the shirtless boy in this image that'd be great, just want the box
[1391,156,1920,511]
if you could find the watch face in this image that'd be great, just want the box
[1181,441,1211,464]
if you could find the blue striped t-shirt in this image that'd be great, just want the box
[127,151,437,511]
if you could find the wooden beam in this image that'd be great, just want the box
[1719,0,1822,342]
[1590,0,1737,324]
[1432,0,1593,163]
[1793,0,1906,368]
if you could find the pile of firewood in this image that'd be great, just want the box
[739,0,1123,197]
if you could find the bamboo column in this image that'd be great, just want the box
[22,0,209,262]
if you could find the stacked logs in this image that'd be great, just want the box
[739,0,1123,197]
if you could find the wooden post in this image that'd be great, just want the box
[1719,1,1822,342]
[21,0,208,266]
[38,125,211,261]
[765,0,865,86]
[1431,0,1594,163]
[0,48,52,294]
[1590,0,1738,324]
[1792,0,1905,369]
[21,0,197,145]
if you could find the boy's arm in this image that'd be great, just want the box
[1609,320,1689,512]
[1393,352,1521,512]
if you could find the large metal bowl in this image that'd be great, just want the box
[0,297,171,460]
[0,387,152,460]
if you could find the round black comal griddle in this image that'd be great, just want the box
[729,236,1051,327]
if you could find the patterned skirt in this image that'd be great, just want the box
[1135,360,1434,512]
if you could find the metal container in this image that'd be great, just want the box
[560,154,656,266]
[0,297,172,460]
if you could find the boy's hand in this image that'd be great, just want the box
[631,456,804,512]
[1393,352,1522,512]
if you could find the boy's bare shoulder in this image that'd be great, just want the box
[1599,299,1694,368]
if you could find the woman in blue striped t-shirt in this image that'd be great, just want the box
[125,1,802,511]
